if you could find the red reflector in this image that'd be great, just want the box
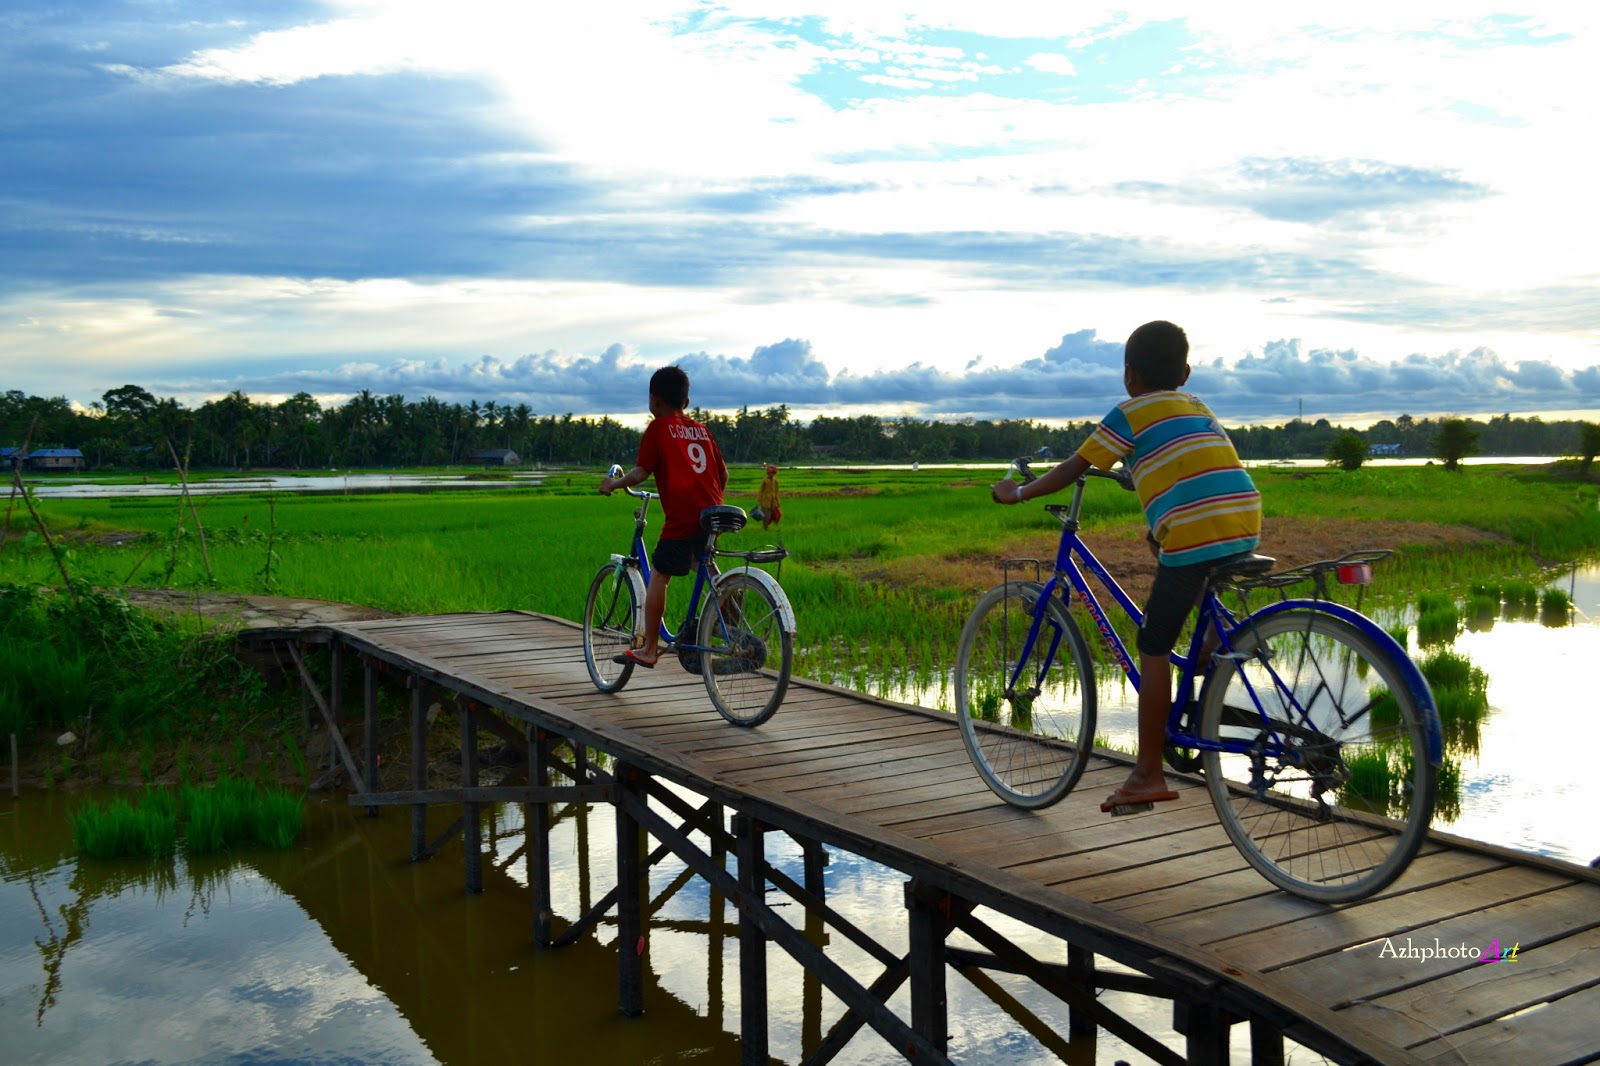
[1336,563,1373,585]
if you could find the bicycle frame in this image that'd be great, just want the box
[1007,471,1442,765]
[616,490,717,649]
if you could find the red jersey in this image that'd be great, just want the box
[636,412,727,539]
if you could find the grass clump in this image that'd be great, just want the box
[1414,592,1459,646]
[73,775,302,860]
[73,790,178,859]
[182,775,304,854]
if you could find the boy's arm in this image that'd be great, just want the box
[991,454,1090,505]
[599,465,649,496]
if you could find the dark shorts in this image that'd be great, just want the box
[1137,560,1213,657]
[651,532,710,578]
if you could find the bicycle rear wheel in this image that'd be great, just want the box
[699,572,793,726]
[1198,608,1437,903]
[954,582,1096,809]
[583,561,640,693]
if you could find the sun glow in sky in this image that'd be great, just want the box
[2,2,1598,423]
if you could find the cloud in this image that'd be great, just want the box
[145,330,1600,425]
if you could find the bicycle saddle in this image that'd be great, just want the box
[700,505,748,534]
[1205,552,1276,581]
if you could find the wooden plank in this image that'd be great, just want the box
[1280,888,1600,1036]
[1191,867,1576,970]
[1340,918,1600,1052]
[1409,979,1600,1062]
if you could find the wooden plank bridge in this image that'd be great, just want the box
[247,610,1600,1066]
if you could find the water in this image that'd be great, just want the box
[21,471,547,499]
[1,787,1185,1064]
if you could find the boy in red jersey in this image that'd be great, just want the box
[599,366,728,667]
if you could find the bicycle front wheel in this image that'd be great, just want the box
[699,572,794,727]
[954,582,1096,809]
[1199,608,1437,903]
[583,561,641,693]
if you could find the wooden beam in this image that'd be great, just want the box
[285,642,367,794]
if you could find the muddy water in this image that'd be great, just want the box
[2,783,1194,1064]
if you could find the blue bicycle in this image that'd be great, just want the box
[583,465,796,727]
[954,458,1442,902]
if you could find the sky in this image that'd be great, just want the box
[3,1,1599,427]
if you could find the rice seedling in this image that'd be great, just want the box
[1414,592,1459,646]
[182,774,303,853]
[1541,588,1572,612]
[1341,748,1395,810]
[73,790,179,859]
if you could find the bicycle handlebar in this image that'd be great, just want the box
[606,463,656,500]
[1008,455,1134,493]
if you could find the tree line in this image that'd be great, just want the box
[3,384,1596,470]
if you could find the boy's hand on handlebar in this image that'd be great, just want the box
[598,476,619,496]
[991,479,1022,505]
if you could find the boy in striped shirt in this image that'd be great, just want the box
[991,321,1261,813]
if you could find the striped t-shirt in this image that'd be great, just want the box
[1076,391,1261,567]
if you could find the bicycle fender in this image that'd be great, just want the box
[1243,598,1443,765]
[604,559,647,636]
[713,567,797,635]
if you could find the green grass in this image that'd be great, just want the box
[71,777,301,859]
[72,790,178,859]
[3,464,1597,710]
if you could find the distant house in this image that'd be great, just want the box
[811,444,837,459]
[23,448,86,472]
[0,447,20,470]
[1368,443,1402,457]
[467,448,519,467]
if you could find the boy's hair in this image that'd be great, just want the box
[649,365,691,410]
[1124,320,1189,390]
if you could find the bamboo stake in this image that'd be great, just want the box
[13,460,71,588]
[165,437,214,582]
[0,417,39,563]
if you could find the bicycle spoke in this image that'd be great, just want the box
[955,583,1095,809]
[1199,608,1436,902]
[699,573,793,727]
[583,562,639,693]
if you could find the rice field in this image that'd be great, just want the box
[3,463,1597,696]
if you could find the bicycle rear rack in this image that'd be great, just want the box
[1223,549,1395,611]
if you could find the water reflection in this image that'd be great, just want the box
[2,781,1194,1064]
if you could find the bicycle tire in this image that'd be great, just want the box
[1198,608,1437,903]
[954,581,1096,809]
[698,572,793,726]
[583,561,641,693]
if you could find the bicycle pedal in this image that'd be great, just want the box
[1106,802,1154,816]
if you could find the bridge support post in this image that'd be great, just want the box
[1174,1000,1230,1065]
[1249,1017,1285,1066]
[362,655,378,817]
[733,814,768,1065]
[409,678,428,861]
[1067,943,1096,1037]
[529,727,554,946]
[616,763,646,1018]
[460,699,481,894]
[907,880,951,1058]
[330,642,344,758]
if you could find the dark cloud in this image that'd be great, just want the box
[154,332,1600,423]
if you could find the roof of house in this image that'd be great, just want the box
[468,448,518,458]
[26,448,85,458]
